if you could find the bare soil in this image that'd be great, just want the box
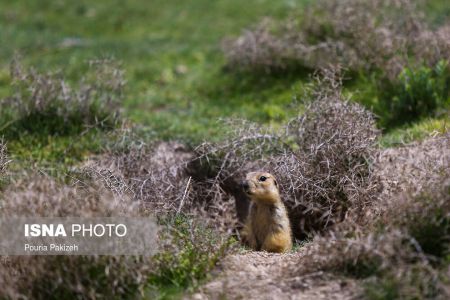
[191,251,362,300]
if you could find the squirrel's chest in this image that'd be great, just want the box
[250,204,285,242]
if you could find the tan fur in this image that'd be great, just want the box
[241,172,292,253]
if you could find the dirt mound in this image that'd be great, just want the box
[191,251,361,300]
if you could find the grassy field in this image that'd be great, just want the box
[0,0,309,143]
[1,0,448,161]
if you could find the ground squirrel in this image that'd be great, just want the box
[241,171,292,253]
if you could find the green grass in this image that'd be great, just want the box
[0,0,312,170]
[379,117,448,147]
[1,0,448,157]
[6,129,105,164]
[425,0,450,25]
[0,0,309,145]
[377,61,450,129]
[146,215,236,299]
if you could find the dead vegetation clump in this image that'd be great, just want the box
[299,178,450,299]
[0,254,152,300]
[374,132,450,202]
[297,230,448,299]
[0,57,125,137]
[381,178,450,262]
[372,133,450,258]
[222,18,294,73]
[290,134,450,299]
[0,172,140,217]
[0,165,236,299]
[0,140,9,177]
[0,172,153,300]
[86,137,242,235]
[83,139,238,295]
[273,72,380,236]
[189,71,380,238]
[87,141,193,213]
[223,0,450,79]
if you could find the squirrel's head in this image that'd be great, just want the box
[241,171,280,204]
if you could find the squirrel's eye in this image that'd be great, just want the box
[259,176,267,182]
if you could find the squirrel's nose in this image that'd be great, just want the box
[240,181,250,191]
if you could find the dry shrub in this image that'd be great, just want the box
[0,255,151,300]
[373,135,450,260]
[364,263,447,300]
[190,119,282,226]
[0,140,9,177]
[372,132,450,220]
[223,0,450,80]
[82,140,238,295]
[297,230,448,299]
[222,18,295,73]
[273,71,379,236]
[9,56,124,120]
[382,179,450,261]
[1,173,139,217]
[291,134,450,299]
[299,230,411,278]
[0,172,152,300]
[85,136,242,238]
[0,57,124,137]
[86,141,192,213]
[68,117,245,230]
[0,164,235,299]
[302,180,450,299]
[191,70,380,238]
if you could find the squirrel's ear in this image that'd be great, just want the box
[273,179,278,187]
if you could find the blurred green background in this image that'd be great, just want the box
[0,0,308,142]
[0,0,448,158]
